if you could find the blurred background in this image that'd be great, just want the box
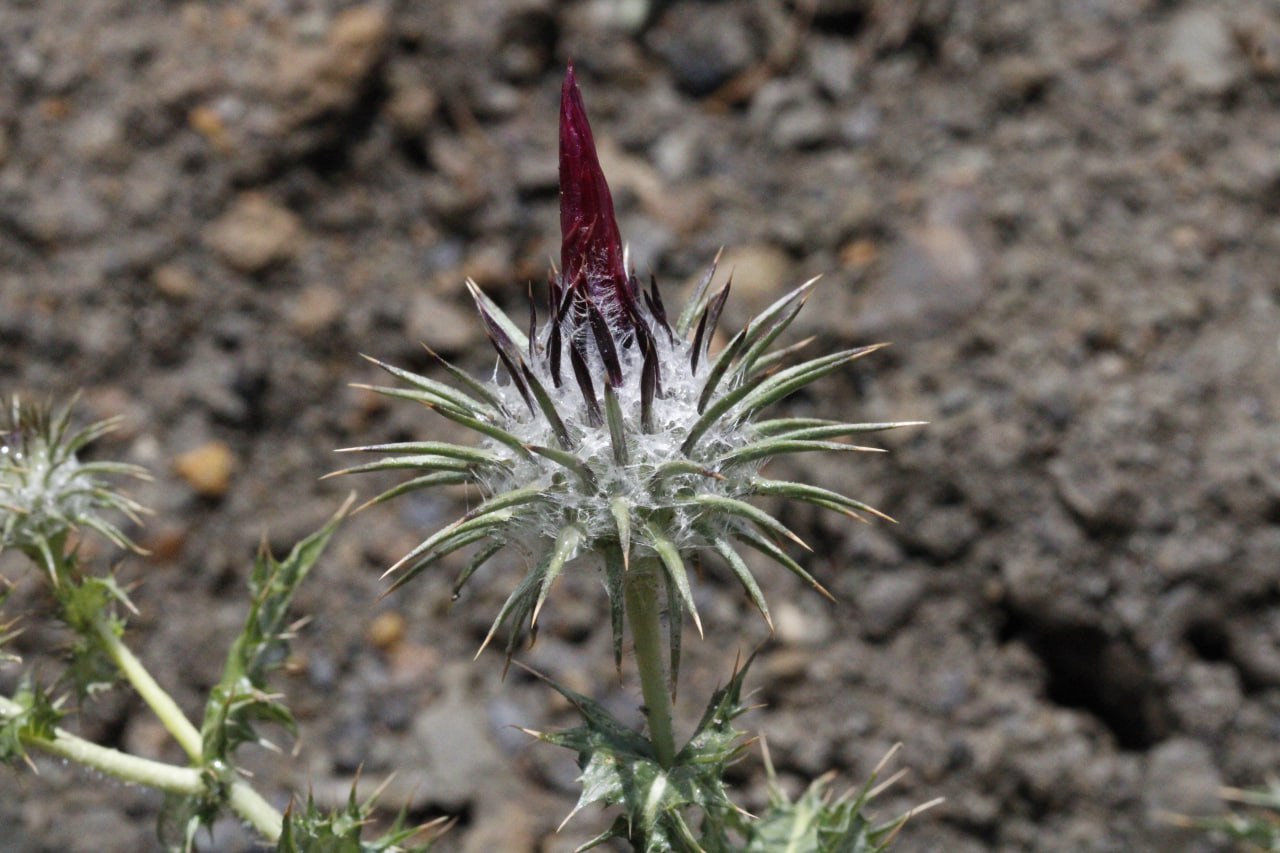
[2,1,1278,850]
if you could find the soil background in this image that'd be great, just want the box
[2,1,1279,851]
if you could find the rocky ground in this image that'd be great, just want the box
[3,1,1279,850]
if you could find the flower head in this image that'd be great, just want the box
[0,398,149,577]
[339,67,920,670]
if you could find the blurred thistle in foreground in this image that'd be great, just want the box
[0,398,148,577]
[338,63,922,674]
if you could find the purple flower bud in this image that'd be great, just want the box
[559,63,636,328]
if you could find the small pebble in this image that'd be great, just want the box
[366,610,407,651]
[173,440,236,497]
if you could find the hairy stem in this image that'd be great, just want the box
[93,615,202,761]
[0,694,202,792]
[91,616,284,841]
[625,560,677,768]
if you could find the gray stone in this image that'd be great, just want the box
[204,193,302,275]
[1143,737,1223,825]
[647,3,758,96]
[1164,9,1242,95]
[857,572,926,639]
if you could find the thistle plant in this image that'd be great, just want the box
[335,64,930,850]
[0,399,434,851]
[1,64,938,853]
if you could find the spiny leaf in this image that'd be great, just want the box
[359,355,495,418]
[732,276,820,379]
[751,478,895,523]
[335,441,503,467]
[465,278,529,353]
[689,494,810,551]
[705,531,772,631]
[604,385,628,465]
[674,247,723,337]
[452,540,505,599]
[521,363,574,449]
[422,343,508,413]
[526,444,597,488]
[354,472,471,514]
[200,497,351,765]
[324,456,476,479]
[750,418,926,439]
[419,402,533,460]
[718,439,885,469]
[388,527,497,595]
[532,525,584,627]
[732,524,834,602]
[736,344,889,415]
[384,511,517,580]
[645,524,703,639]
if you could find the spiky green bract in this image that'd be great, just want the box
[56,572,136,699]
[273,785,441,853]
[529,655,757,853]
[0,676,64,767]
[155,502,349,851]
[0,397,149,579]
[741,745,926,853]
[200,498,351,765]
[344,269,916,672]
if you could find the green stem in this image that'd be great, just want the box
[91,616,284,841]
[625,561,677,768]
[0,694,201,792]
[94,615,202,761]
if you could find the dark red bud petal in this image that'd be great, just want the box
[559,63,630,314]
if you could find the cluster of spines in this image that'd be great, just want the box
[0,398,149,578]
[333,262,921,673]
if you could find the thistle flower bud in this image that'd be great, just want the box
[0,399,149,577]
[340,66,921,672]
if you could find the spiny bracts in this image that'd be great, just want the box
[336,64,921,672]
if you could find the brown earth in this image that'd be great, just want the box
[2,1,1279,851]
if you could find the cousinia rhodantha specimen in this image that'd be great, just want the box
[336,63,931,850]
[0,64,930,852]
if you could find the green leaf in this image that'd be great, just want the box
[718,439,884,468]
[274,784,440,852]
[326,456,477,478]
[200,498,350,766]
[704,531,772,631]
[732,524,834,602]
[0,677,65,766]
[450,540,505,599]
[527,658,754,853]
[742,743,932,852]
[751,478,895,523]
[526,444,596,488]
[355,472,472,513]
[731,276,820,378]
[604,385,629,465]
[360,354,497,418]
[736,345,888,417]
[645,524,702,640]
[465,278,530,353]
[689,494,810,552]
[532,525,584,627]
[335,441,504,466]
[750,419,925,439]
[601,540,627,672]
[674,249,723,338]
